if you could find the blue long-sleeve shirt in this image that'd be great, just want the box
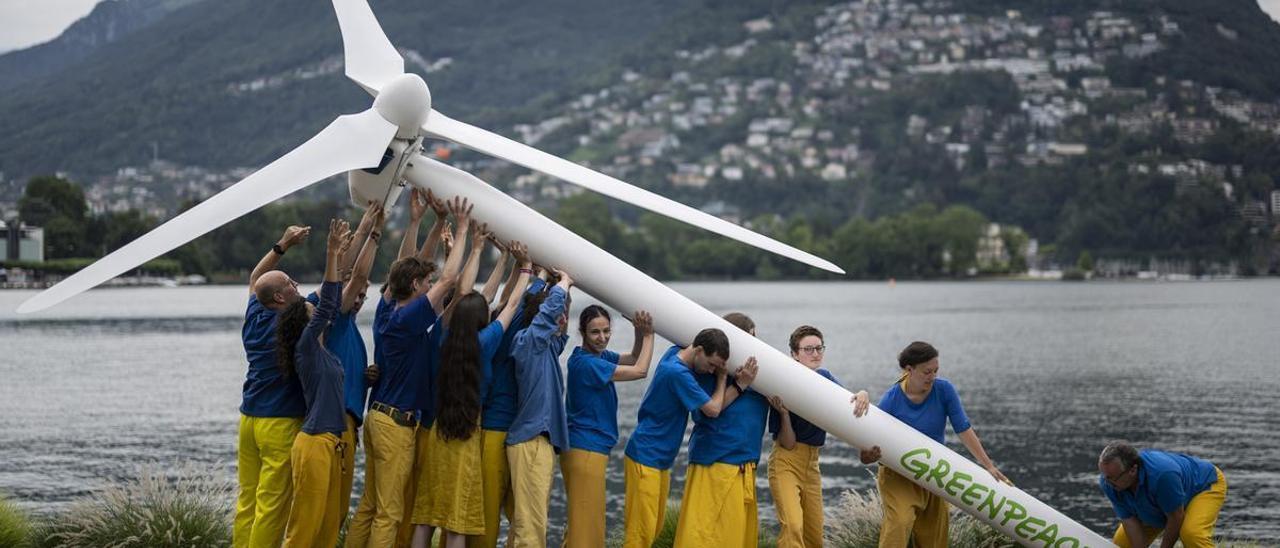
[506,285,570,450]
[482,278,546,431]
[296,281,347,436]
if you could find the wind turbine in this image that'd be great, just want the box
[16,1,1112,545]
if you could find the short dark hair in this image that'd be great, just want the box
[1099,442,1141,471]
[789,325,824,353]
[898,341,938,369]
[691,328,730,360]
[722,312,755,334]
[386,257,435,301]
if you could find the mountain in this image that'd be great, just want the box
[0,0,683,179]
[0,0,204,92]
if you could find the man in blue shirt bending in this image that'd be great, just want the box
[1098,442,1227,548]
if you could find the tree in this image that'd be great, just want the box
[18,176,89,258]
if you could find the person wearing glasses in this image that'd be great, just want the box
[766,325,869,548]
[1097,442,1226,548]
[858,341,1007,548]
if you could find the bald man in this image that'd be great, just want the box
[234,224,315,548]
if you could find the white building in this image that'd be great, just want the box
[0,221,44,262]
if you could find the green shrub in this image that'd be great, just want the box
[37,464,233,548]
[0,494,35,548]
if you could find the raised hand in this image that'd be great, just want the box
[768,395,788,414]
[472,221,491,245]
[632,310,654,335]
[426,188,448,219]
[328,218,354,258]
[553,268,574,288]
[509,241,530,264]
[278,225,311,250]
[735,356,759,387]
[409,188,428,221]
[441,221,455,252]
[447,196,473,224]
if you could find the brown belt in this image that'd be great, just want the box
[370,401,418,428]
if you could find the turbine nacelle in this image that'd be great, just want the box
[373,73,431,138]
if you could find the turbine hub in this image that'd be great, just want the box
[373,73,431,137]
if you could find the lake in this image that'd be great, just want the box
[1,280,1277,542]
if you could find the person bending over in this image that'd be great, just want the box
[1098,442,1226,548]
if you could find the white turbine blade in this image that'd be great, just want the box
[423,111,845,274]
[17,109,398,314]
[332,0,404,94]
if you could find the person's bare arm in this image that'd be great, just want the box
[443,222,486,323]
[342,203,386,314]
[425,198,471,315]
[770,396,798,450]
[417,190,449,262]
[1120,517,1148,548]
[494,242,533,329]
[958,428,1010,484]
[481,239,510,305]
[397,188,427,260]
[697,368,729,418]
[716,357,758,409]
[342,201,377,273]
[496,248,522,307]
[613,311,655,381]
[250,225,309,293]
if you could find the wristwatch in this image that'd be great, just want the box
[272,244,286,255]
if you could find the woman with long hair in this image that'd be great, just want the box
[860,341,1009,548]
[561,306,655,547]
[275,218,353,548]
[411,225,533,548]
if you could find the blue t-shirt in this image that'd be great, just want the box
[328,310,369,426]
[768,368,841,446]
[482,278,546,431]
[566,347,621,454]
[877,377,971,444]
[623,346,711,470]
[1100,450,1218,528]
[688,378,770,466]
[296,281,348,436]
[239,292,317,417]
[507,286,571,450]
[372,294,439,414]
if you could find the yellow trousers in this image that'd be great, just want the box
[560,449,609,548]
[283,432,345,548]
[403,426,433,537]
[344,422,377,547]
[469,429,515,548]
[366,410,418,547]
[1113,467,1227,548]
[507,436,555,548]
[235,415,301,548]
[877,467,948,548]
[674,462,758,548]
[768,444,824,548]
[621,457,670,548]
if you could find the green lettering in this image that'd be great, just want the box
[925,458,951,489]
[960,481,988,507]
[899,448,932,480]
[977,489,1006,520]
[1001,500,1027,527]
[1030,522,1060,547]
[1015,516,1046,540]
[1053,536,1080,548]
[944,471,972,497]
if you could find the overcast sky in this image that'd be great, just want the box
[3,0,1280,53]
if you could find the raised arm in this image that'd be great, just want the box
[424,197,471,314]
[697,367,729,418]
[417,189,449,262]
[341,201,376,273]
[496,248,522,306]
[443,222,488,323]
[250,225,309,293]
[481,238,510,305]
[494,242,533,329]
[613,311,655,381]
[700,356,758,417]
[314,219,353,326]
[342,202,386,314]
[397,188,427,261]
